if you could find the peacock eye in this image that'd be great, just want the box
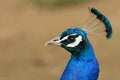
[67,36,75,42]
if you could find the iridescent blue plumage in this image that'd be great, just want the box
[90,7,112,39]
[60,28,86,40]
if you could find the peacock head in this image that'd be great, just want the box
[45,7,113,56]
[45,28,89,54]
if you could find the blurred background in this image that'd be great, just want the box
[0,0,119,80]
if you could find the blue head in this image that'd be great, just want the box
[45,28,92,58]
[60,28,88,56]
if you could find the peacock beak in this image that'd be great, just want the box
[45,36,61,46]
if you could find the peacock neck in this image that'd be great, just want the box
[60,43,99,80]
[71,42,96,61]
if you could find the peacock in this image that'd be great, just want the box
[45,7,112,80]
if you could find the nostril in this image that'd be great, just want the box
[53,39,59,41]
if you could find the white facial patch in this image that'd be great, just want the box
[60,34,77,42]
[66,35,82,47]
[60,35,69,41]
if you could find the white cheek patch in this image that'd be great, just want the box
[66,35,82,47]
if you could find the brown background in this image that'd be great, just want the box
[0,0,119,80]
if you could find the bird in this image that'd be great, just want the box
[45,7,112,80]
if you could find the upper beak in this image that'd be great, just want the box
[45,36,61,46]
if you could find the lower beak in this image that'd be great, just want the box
[45,36,61,46]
